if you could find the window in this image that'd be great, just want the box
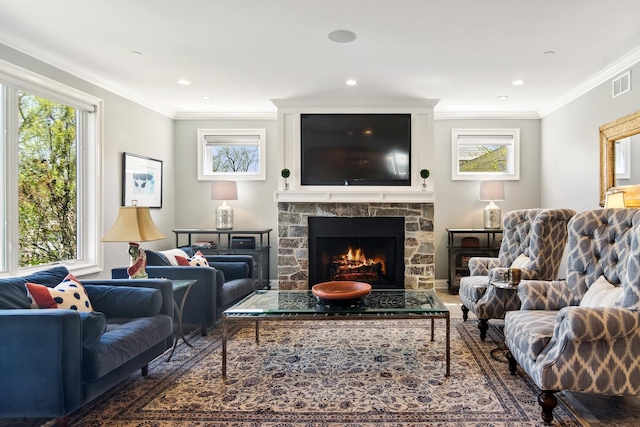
[197,128,266,180]
[451,129,520,180]
[0,61,102,276]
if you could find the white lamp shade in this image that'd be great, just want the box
[101,206,166,242]
[604,190,626,208]
[479,181,505,201]
[211,181,238,201]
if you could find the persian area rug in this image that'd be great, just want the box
[8,319,584,426]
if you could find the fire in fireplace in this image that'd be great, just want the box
[308,217,405,289]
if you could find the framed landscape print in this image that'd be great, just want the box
[122,152,163,208]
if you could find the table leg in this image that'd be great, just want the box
[445,314,451,377]
[222,315,227,378]
[166,282,195,362]
[430,318,435,341]
[255,320,259,343]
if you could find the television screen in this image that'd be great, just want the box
[300,114,411,186]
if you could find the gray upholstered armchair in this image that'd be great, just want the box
[504,209,640,424]
[459,208,576,339]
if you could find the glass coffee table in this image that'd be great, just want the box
[222,288,450,377]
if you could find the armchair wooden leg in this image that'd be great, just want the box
[461,304,469,321]
[141,364,148,376]
[538,390,558,425]
[506,350,518,374]
[56,416,69,427]
[478,319,489,340]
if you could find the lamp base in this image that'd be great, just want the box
[484,201,501,229]
[216,201,234,230]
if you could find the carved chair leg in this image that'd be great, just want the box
[506,350,518,374]
[478,319,489,340]
[56,416,69,427]
[461,305,469,321]
[538,390,558,425]
[141,364,148,376]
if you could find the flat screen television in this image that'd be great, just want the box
[300,113,411,186]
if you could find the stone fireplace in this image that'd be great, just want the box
[277,202,434,290]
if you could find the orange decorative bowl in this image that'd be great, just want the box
[311,281,372,301]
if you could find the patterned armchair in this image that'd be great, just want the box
[504,209,640,424]
[459,208,575,339]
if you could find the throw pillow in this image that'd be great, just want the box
[175,250,210,267]
[580,275,624,308]
[145,249,172,266]
[157,248,191,266]
[25,273,94,312]
[510,253,530,269]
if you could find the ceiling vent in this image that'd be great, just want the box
[612,71,631,98]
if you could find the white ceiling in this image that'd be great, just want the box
[1,0,640,118]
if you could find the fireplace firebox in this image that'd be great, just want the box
[308,217,405,289]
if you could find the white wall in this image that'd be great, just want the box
[432,118,541,282]
[0,43,175,279]
[541,62,640,212]
[173,119,279,276]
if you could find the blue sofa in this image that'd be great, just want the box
[0,266,174,426]
[112,249,256,333]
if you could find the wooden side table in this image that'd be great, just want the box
[166,279,197,362]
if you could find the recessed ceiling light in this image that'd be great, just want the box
[511,79,524,86]
[498,95,508,100]
[346,79,358,86]
[328,30,357,43]
[177,79,191,86]
[202,96,212,100]
[543,50,555,55]
[130,50,143,56]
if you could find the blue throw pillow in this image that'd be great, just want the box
[145,250,172,266]
[0,266,70,309]
[211,262,249,281]
[85,285,162,318]
[80,311,107,348]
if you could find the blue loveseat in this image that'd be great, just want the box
[0,266,174,426]
[112,248,256,334]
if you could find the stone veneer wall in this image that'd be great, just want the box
[277,202,434,290]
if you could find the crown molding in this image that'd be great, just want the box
[174,111,277,120]
[0,35,176,118]
[434,111,540,120]
[538,45,640,118]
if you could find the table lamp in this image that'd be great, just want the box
[101,201,166,278]
[479,181,505,229]
[211,181,238,230]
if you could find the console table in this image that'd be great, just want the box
[173,229,272,289]
[446,228,502,294]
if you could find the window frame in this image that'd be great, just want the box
[0,59,103,277]
[451,128,520,181]
[196,128,266,181]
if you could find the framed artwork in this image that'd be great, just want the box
[122,152,163,208]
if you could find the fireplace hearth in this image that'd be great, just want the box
[308,217,404,288]
[277,202,434,291]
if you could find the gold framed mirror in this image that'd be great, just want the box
[599,110,640,207]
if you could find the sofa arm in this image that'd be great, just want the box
[517,279,572,310]
[0,309,83,418]
[206,254,254,279]
[83,278,173,319]
[557,306,640,341]
[469,257,500,276]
